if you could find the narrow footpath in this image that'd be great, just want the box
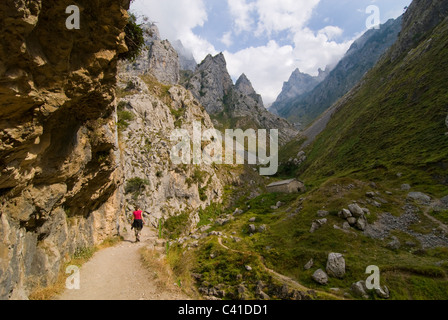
[56,227,189,300]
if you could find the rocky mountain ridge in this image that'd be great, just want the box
[270,67,329,117]
[273,16,403,128]
[185,53,298,145]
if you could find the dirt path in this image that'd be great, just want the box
[423,207,448,234]
[56,227,189,300]
[217,237,343,300]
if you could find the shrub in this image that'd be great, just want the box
[125,177,150,196]
[117,110,135,131]
[118,13,145,62]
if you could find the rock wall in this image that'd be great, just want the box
[116,72,225,231]
[121,23,180,85]
[187,53,234,115]
[0,0,130,299]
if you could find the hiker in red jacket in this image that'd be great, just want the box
[131,208,145,243]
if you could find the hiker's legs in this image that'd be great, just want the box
[135,228,141,242]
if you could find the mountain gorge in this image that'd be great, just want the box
[272,16,403,128]
[1,0,448,302]
[162,0,448,300]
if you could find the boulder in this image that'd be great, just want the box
[407,192,431,204]
[355,216,368,231]
[317,210,329,217]
[347,217,357,226]
[342,222,351,230]
[348,204,364,218]
[310,219,327,233]
[312,269,329,285]
[326,253,346,278]
[351,281,369,299]
[401,184,411,191]
[304,259,314,270]
[342,209,352,219]
[375,285,390,299]
[248,224,256,233]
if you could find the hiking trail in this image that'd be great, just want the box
[56,227,189,300]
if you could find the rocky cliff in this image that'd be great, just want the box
[0,0,130,299]
[185,54,298,145]
[121,23,180,85]
[116,71,225,231]
[186,53,234,115]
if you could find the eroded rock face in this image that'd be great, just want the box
[121,23,180,85]
[0,0,130,299]
[147,39,180,85]
[116,72,224,232]
[187,53,234,115]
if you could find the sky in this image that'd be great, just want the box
[130,0,412,105]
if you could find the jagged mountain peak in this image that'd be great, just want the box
[186,54,298,145]
[235,73,257,97]
[200,52,226,67]
[270,67,328,115]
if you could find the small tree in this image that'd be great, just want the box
[125,177,150,199]
[119,13,145,62]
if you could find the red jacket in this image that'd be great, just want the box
[133,210,143,220]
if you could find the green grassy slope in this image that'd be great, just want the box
[299,17,448,197]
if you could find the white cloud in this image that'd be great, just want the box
[318,26,344,41]
[254,0,320,35]
[130,0,217,62]
[228,0,255,33]
[224,30,353,105]
[224,41,295,105]
[292,27,352,74]
[131,0,355,106]
[220,31,234,47]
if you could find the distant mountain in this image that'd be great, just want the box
[274,17,403,129]
[184,53,298,145]
[269,67,329,116]
[298,0,448,189]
